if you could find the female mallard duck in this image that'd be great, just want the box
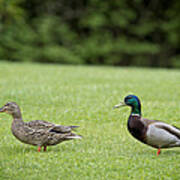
[114,95,180,155]
[0,102,82,152]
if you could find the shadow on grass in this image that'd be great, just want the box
[3,145,33,154]
[162,149,180,155]
[2,142,80,154]
[131,147,180,157]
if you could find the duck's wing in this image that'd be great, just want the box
[142,118,180,139]
[26,120,79,133]
[141,117,160,126]
[172,125,180,131]
[49,125,80,133]
[145,120,180,148]
[154,122,180,139]
[25,120,55,130]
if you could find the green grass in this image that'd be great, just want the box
[0,61,180,180]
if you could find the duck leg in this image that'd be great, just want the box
[43,146,47,152]
[157,148,161,156]
[38,146,41,152]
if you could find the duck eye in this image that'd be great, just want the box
[126,96,132,100]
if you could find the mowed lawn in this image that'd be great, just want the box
[0,61,180,180]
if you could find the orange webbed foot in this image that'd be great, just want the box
[157,148,161,156]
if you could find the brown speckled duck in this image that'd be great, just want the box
[0,102,82,152]
[114,95,180,155]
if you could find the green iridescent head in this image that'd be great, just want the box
[114,95,142,115]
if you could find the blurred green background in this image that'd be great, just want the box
[0,0,180,68]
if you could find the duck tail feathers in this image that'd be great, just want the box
[66,134,82,139]
[70,126,80,131]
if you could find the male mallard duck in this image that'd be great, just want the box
[0,102,82,152]
[114,95,180,155]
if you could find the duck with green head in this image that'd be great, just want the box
[114,95,180,155]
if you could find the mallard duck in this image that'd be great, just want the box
[114,95,180,155]
[0,102,82,152]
